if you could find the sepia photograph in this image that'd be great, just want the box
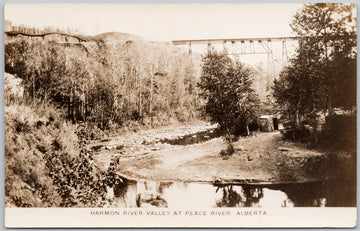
[3,2,357,228]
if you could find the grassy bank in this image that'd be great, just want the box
[5,103,122,207]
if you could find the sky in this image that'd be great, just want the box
[5,3,303,42]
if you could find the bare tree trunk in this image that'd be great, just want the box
[149,72,153,124]
[32,79,35,100]
[138,68,142,123]
[101,97,104,129]
[295,111,300,128]
[73,85,76,122]
[295,98,301,128]
[179,63,184,107]
[83,82,87,120]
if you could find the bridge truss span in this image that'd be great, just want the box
[172,36,298,63]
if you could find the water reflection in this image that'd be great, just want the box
[159,129,221,145]
[242,186,264,207]
[111,180,354,208]
[216,185,243,207]
[215,185,292,208]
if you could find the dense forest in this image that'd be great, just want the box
[273,3,356,146]
[5,31,202,131]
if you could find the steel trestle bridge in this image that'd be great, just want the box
[172,36,299,62]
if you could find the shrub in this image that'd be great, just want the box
[5,105,62,207]
[219,143,235,159]
[320,115,356,151]
[4,73,24,106]
[280,126,312,142]
[5,103,125,207]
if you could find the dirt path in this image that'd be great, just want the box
[92,125,328,183]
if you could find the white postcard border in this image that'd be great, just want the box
[5,208,357,228]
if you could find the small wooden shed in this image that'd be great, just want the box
[257,115,279,132]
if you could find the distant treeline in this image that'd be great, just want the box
[5,36,202,129]
[5,19,82,35]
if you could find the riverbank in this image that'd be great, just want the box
[91,124,351,184]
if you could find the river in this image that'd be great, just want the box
[109,179,355,208]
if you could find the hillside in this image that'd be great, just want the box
[5,29,202,130]
[92,31,144,43]
[6,30,143,44]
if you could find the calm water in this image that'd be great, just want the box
[109,129,356,208]
[159,128,221,145]
[112,180,355,208]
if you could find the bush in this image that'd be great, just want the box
[4,73,24,106]
[280,127,311,142]
[231,117,258,136]
[5,104,63,207]
[5,103,125,207]
[280,114,356,151]
[219,143,235,159]
[320,115,356,151]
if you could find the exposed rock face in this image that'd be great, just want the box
[5,31,147,60]
[5,31,143,45]
[5,31,86,43]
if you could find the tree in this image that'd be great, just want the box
[273,3,356,142]
[5,32,203,129]
[198,51,260,137]
[290,3,356,113]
